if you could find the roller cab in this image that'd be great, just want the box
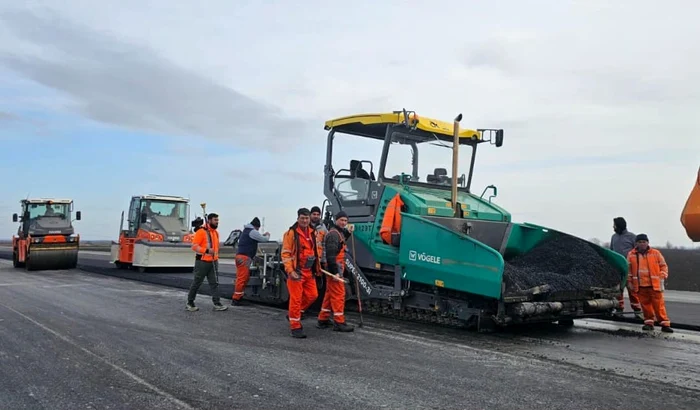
[111,194,195,272]
[11,198,81,271]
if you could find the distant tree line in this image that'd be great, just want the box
[588,237,696,250]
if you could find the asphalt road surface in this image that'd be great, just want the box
[2,259,700,409]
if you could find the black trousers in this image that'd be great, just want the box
[187,259,220,304]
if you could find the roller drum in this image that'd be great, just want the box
[26,244,79,271]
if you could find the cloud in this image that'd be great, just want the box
[0,2,698,245]
[0,111,17,121]
[0,9,311,153]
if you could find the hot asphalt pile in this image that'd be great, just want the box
[503,235,621,294]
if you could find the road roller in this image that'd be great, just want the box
[11,198,82,271]
[110,194,195,272]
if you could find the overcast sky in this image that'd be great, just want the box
[0,1,698,248]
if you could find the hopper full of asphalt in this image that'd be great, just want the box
[503,235,621,295]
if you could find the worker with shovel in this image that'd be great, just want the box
[627,233,673,333]
[317,211,355,332]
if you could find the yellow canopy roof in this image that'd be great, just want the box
[324,112,482,141]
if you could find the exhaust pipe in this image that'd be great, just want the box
[452,113,463,217]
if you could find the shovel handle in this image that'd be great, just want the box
[321,269,348,283]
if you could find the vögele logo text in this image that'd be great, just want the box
[409,250,441,265]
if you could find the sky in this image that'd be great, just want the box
[0,1,698,248]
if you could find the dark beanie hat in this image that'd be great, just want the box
[335,210,348,220]
[310,206,321,214]
[635,233,649,242]
[251,217,261,228]
[297,207,310,216]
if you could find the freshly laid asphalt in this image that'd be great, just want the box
[2,258,700,409]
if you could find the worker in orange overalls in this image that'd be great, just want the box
[310,205,328,264]
[186,212,228,312]
[231,217,271,306]
[317,210,355,332]
[282,208,320,338]
[627,233,672,333]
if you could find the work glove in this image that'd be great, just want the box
[206,248,215,255]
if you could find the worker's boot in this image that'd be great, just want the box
[213,303,228,311]
[634,310,644,321]
[186,302,199,312]
[642,324,654,331]
[661,326,674,333]
[290,328,307,339]
[231,298,249,306]
[316,319,332,329]
[333,322,354,332]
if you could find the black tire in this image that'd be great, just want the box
[558,318,575,327]
[12,251,24,268]
[25,256,36,271]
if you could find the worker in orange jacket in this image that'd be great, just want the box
[282,208,320,338]
[627,233,672,333]
[186,212,228,312]
[317,210,355,332]
[310,205,328,264]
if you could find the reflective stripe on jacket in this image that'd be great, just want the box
[627,247,668,292]
[191,226,219,262]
